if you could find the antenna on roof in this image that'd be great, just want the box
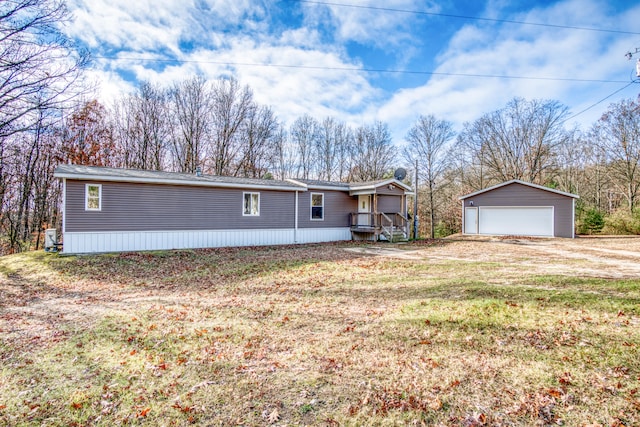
[394,168,407,181]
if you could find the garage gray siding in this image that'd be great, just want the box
[461,183,574,238]
[297,190,357,228]
[65,180,295,232]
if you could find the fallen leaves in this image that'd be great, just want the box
[267,408,280,423]
[349,384,444,416]
[136,406,150,418]
[2,242,640,426]
[171,402,194,413]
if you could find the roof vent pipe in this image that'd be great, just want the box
[196,166,202,177]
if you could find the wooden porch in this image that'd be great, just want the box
[349,212,410,242]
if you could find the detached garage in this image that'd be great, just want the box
[460,180,579,238]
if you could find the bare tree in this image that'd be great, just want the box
[313,117,353,181]
[2,104,61,252]
[290,115,319,179]
[272,124,295,180]
[592,98,640,212]
[209,77,253,175]
[0,0,88,252]
[581,141,611,213]
[350,121,395,181]
[403,115,455,238]
[0,0,88,140]
[235,104,278,178]
[169,76,210,173]
[334,121,352,181]
[112,82,169,170]
[134,82,169,170]
[317,117,338,181]
[458,98,569,186]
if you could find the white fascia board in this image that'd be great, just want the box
[387,179,413,192]
[286,178,349,192]
[53,172,305,192]
[285,178,307,188]
[459,179,580,200]
[349,182,387,192]
[307,185,350,191]
[349,179,413,193]
[349,189,376,196]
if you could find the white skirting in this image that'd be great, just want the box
[61,227,352,254]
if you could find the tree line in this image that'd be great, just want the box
[2,0,640,253]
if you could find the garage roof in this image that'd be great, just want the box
[459,179,579,200]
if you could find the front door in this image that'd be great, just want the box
[358,195,371,226]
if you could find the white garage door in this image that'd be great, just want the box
[478,206,553,237]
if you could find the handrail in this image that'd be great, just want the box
[380,212,394,238]
[396,213,409,224]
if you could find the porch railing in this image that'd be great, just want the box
[350,212,410,241]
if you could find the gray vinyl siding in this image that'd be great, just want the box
[377,195,403,213]
[65,180,295,232]
[462,183,574,238]
[298,190,357,228]
[376,184,404,196]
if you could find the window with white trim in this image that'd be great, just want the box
[85,184,102,211]
[243,192,260,216]
[311,193,324,220]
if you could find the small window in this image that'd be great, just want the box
[85,184,102,211]
[311,193,324,220]
[243,192,260,216]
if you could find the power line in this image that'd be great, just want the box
[92,55,629,84]
[290,0,640,36]
[562,81,638,123]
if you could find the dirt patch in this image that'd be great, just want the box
[343,245,425,259]
[370,237,640,279]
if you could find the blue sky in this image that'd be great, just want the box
[66,0,640,142]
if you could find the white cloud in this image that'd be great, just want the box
[195,39,380,126]
[301,0,437,49]
[67,0,268,53]
[65,0,640,146]
[376,0,640,140]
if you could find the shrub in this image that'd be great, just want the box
[602,208,640,235]
[577,208,605,235]
[434,220,456,238]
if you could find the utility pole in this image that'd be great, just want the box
[625,48,640,105]
[625,48,640,78]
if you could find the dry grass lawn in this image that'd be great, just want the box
[1,237,639,426]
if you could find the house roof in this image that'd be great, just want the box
[286,178,351,191]
[54,164,306,192]
[55,165,415,194]
[349,178,413,193]
[287,177,413,194]
[459,179,579,200]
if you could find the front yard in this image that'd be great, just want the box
[1,237,639,426]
